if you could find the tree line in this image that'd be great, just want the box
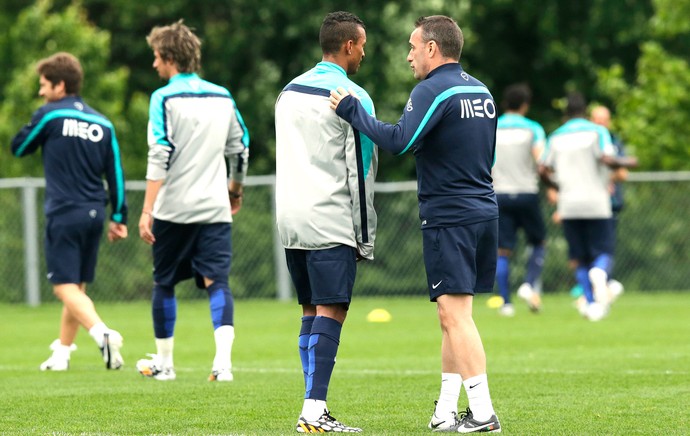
[1,0,689,182]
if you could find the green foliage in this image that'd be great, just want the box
[597,0,690,170]
[1,294,689,434]
[0,0,131,178]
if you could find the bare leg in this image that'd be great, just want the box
[53,283,102,331]
[436,294,485,377]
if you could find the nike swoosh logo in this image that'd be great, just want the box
[469,382,481,389]
[432,281,443,289]
[430,420,446,429]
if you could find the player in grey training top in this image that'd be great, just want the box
[492,84,547,316]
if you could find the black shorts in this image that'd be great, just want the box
[45,206,105,284]
[423,220,498,301]
[284,245,357,307]
[152,220,232,288]
[497,193,546,249]
[562,218,613,264]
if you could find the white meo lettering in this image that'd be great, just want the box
[459,98,496,119]
[62,119,104,142]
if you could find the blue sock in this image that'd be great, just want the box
[299,316,316,388]
[495,255,510,304]
[592,254,613,276]
[575,266,594,303]
[305,316,342,401]
[152,284,176,338]
[208,281,234,329]
[525,245,546,286]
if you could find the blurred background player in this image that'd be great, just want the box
[590,104,629,302]
[136,20,249,381]
[540,93,635,321]
[492,83,547,316]
[11,52,128,371]
[275,11,377,433]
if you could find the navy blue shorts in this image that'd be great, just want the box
[152,220,232,289]
[45,206,105,284]
[423,220,498,301]
[497,193,546,249]
[284,245,357,307]
[562,219,613,264]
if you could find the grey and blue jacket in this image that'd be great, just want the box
[275,62,378,259]
[147,73,249,224]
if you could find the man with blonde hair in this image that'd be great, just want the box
[136,20,249,382]
[12,52,128,371]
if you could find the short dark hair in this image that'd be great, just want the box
[502,83,532,111]
[566,92,587,118]
[414,15,463,60]
[319,11,365,55]
[36,52,83,95]
[147,19,202,73]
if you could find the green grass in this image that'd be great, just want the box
[1,292,689,435]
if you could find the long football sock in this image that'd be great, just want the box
[525,245,546,286]
[305,316,342,402]
[152,284,176,338]
[463,374,495,422]
[436,372,462,418]
[299,316,316,388]
[495,255,510,304]
[208,282,234,329]
[213,325,235,371]
[575,266,594,304]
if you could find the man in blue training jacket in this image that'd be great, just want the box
[330,15,501,434]
[11,52,128,372]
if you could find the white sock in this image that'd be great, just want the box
[436,373,462,418]
[53,342,73,360]
[463,374,495,421]
[156,337,174,369]
[88,322,108,347]
[212,325,235,371]
[301,399,327,421]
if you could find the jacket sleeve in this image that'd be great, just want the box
[225,94,250,184]
[104,127,128,224]
[11,108,48,157]
[335,84,436,155]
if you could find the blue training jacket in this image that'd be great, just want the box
[11,96,128,224]
[335,63,498,228]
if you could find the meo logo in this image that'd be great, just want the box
[62,119,105,142]
[459,98,496,119]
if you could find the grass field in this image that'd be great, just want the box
[1,292,689,435]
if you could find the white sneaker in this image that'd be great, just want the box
[101,330,124,370]
[517,282,542,312]
[39,339,76,371]
[428,402,459,432]
[498,304,515,317]
[208,368,233,382]
[608,279,624,302]
[589,268,611,306]
[585,302,608,322]
[136,354,175,381]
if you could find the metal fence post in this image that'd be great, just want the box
[271,181,292,301]
[21,184,41,306]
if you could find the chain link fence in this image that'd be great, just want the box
[1,173,688,305]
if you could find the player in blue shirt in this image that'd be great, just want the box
[331,15,501,434]
[11,52,128,371]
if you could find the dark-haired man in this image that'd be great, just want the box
[331,15,500,434]
[493,83,547,316]
[275,11,377,433]
[11,52,128,371]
